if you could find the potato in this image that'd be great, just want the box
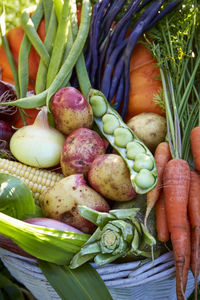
[88,154,136,202]
[127,112,167,152]
[60,128,106,177]
[40,174,110,233]
[51,87,93,135]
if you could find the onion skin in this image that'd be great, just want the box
[0,81,18,124]
[0,120,15,149]
[10,107,66,168]
[0,217,83,258]
[25,218,83,233]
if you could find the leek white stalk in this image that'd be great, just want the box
[10,106,66,168]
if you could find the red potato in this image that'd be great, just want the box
[51,87,93,135]
[40,174,110,233]
[60,128,106,177]
[88,154,136,202]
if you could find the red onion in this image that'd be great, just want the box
[25,218,83,233]
[0,120,15,149]
[0,81,18,123]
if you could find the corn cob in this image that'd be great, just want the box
[0,158,64,205]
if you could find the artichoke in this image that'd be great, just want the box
[70,205,157,269]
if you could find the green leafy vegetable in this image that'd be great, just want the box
[70,205,157,268]
[38,260,113,300]
[0,212,90,265]
[146,0,200,163]
[145,3,200,299]
[0,174,35,220]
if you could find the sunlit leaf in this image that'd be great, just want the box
[38,260,113,300]
[0,174,35,220]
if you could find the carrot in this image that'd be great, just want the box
[188,170,200,300]
[182,220,191,294]
[163,158,191,300]
[144,141,171,227]
[155,190,169,242]
[190,127,200,171]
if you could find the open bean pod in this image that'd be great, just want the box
[89,88,158,194]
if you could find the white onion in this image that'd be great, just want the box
[10,106,66,168]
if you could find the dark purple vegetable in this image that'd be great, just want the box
[84,0,181,120]
[85,0,102,75]
[0,81,18,123]
[101,40,127,99]
[103,0,142,69]
[143,1,181,32]
[0,120,14,149]
[99,0,127,45]
[25,218,83,233]
[90,0,111,86]
[111,74,124,111]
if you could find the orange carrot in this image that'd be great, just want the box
[155,190,169,242]
[182,220,191,294]
[188,170,200,300]
[190,127,200,171]
[163,158,191,300]
[144,141,171,227]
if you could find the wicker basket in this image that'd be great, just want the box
[0,247,199,300]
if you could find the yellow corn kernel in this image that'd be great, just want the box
[0,158,64,205]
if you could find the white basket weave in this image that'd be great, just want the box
[0,247,199,300]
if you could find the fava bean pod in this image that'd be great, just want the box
[89,88,158,194]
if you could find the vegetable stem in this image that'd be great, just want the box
[46,0,92,109]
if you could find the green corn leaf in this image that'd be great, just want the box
[0,174,35,220]
[0,290,5,300]
[38,260,113,300]
[0,212,90,265]
[3,286,25,300]
[0,272,12,288]
[0,273,25,300]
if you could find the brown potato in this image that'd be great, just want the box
[40,174,110,234]
[127,112,167,153]
[88,154,136,202]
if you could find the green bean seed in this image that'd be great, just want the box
[90,96,107,118]
[126,142,146,160]
[102,114,120,135]
[114,127,133,148]
[134,169,155,189]
[133,153,154,172]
